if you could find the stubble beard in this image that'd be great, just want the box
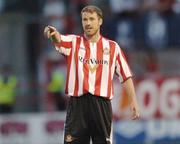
[85,28,99,39]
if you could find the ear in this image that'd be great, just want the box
[99,18,103,26]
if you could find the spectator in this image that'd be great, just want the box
[47,61,67,111]
[0,65,18,113]
[143,11,168,49]
[173,0,180,14]
[109,0,140,14]
[109,0,140,50]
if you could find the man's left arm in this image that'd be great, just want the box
[122,78,140,120]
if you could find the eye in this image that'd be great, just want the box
[83,18,87,21]
[90,17,94,21]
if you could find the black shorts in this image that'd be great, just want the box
[64,93,113,144]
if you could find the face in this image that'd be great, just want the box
[81,12,102,37]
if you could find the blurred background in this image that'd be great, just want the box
[0,0,179,143]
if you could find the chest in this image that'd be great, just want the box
[77,42,112,61]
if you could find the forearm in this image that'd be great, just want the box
[122,78,138,105]
[122,78,140,119]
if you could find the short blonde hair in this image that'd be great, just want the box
[81,5,103,19]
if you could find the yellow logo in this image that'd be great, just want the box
[88,64,98,73]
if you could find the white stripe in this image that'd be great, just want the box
[119,47,131,78]
[120,51,131,77]
[100,38,110,96]
[78,38,85,95]
[115,44,128,83]
[105,123,113,144]
[109,45,117,99]
[109,81,113,99]
[61,34,76,42]
[67,37,76,95]
[116,60,123,82]
[88,42,97,94]
[110,123,113,144]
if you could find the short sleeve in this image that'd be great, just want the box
[115,44,132,83]
[53,34,76,56]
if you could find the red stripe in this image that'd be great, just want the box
[73,37,81,96]
[83,38,90,93]
[107,41,116,98]
[117,54,126,81]
[54,41,72,48]
[61,41,72,48]
[120,48,132,75]
[94,38,103,96]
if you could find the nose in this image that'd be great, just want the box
[86,20,91,26]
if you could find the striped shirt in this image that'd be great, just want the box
[53,34,132,99]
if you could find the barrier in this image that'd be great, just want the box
[0,112,66,144]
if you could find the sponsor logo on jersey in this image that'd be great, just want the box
[79,56,108,65]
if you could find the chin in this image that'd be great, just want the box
[85,32,94,37]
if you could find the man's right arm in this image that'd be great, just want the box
[44,26,73,56]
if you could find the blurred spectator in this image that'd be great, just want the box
[65,0,90,34]
[109,0,140,14]
[109,0,140,50]
[139,0,178,50]
[115,17,136,50]
[0,65,18,113]
[101,4,116,40]
[141,0,159,12]
[47,61,67,111]
[43,0,66,32]
[158,0,175,13]
[143,11,169,50]
[38,50,67,111]
[68,0,89,14]
[141,0,175,12]
[173,0,180,14]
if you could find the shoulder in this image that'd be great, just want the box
[62,34,78,38]
[102,36,120,48]
[61,34,81,41]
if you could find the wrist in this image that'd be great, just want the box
[50,35,59,43]
[50,33,60,43]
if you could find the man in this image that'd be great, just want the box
[44,5,140,144]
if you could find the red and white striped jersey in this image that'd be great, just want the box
[53,34,132,99]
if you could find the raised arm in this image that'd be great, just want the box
[44,26,75,56]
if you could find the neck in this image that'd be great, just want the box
[85,30,101,43]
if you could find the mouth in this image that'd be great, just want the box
[85,29,93,33]
[85,27,92,30]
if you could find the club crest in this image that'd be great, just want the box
[103,48,110,55]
